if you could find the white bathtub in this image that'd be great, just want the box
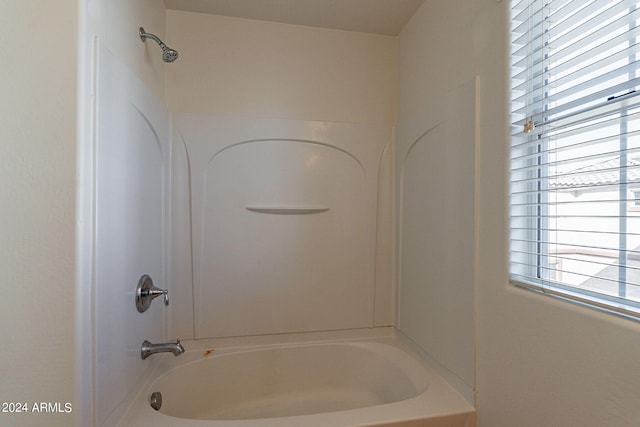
[119,330,475,427]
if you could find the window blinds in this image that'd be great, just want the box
[510,0,640,317]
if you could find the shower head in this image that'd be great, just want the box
[162,47,179,63]
[139,27,179,63]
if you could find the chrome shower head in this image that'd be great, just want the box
[162,47,179,63]
[139,27,179,63]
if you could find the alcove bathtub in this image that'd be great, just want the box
[119,330,475,427]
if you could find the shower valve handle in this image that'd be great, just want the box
[135,275,169,313]
[145,287,169,305]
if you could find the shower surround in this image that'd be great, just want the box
[86,7,476,426]
[116,75,476,427]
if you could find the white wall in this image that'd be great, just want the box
[395,78,477,402]
[170,115,393,340]
[165,12,397,340]
[165,11,397,125]
[399,1,640,426]
[0,2,77,427]
[91,46,170,427]
[77,1,169,426]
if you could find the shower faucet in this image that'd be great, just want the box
[139,27,179,63]
[141,339,185,360]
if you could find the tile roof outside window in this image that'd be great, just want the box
[549,157,640,191]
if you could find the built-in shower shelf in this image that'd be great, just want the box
[245,205,330,215]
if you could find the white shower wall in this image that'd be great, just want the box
[93,44,171,427]
[395,78,477,401]
[165,11,398,339]
[77,1,170,426]
[169,116,394,339]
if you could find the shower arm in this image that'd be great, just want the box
[139,27,179,63]
[139,27,168,49]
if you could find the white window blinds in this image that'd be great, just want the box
[510,0,640,318]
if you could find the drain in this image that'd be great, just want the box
[149,391,162,410]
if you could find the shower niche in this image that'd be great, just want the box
[170,115,393,339]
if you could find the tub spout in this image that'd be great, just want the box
[141,339,185,360]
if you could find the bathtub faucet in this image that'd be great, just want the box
[141,339,185,360]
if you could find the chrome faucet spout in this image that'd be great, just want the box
[141,339,185,360]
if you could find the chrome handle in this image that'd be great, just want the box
[145,287,169,305]
[135,275,169,313]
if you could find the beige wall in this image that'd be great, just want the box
[166,11,397,125]
[0,1,77,426]
[399,1,640,426]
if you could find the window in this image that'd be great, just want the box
[510,0,640,318]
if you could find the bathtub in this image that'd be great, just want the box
[119,330,475,427]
